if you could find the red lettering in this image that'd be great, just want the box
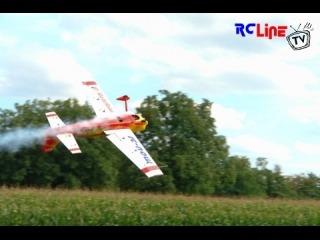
[256,24,287,39]
[256,24,264,37]
[277,26,287,37]
[268,26,277,39]
[265,24,268,38]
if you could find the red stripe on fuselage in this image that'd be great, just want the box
[141,165,160,173]
[82,81,97,86]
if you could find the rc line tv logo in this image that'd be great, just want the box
[235,22,313,51]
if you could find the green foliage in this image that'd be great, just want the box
[223,156,264,196]
[132,90,230,195]
[286,173,320,199]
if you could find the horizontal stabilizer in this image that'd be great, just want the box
[45,112,65,129]
[44,112,81,154]
[57,133,81,154]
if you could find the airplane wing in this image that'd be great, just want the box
[104,129,163,178]
[57,133,82,154]
[82,81,117,118]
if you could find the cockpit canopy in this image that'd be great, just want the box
[116,112,144,122]
[132,114,141,120]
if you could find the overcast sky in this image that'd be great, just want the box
[1,13,320,176]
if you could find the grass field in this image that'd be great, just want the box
[1,186,320,225]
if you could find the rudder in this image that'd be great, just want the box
[42,135,60,153]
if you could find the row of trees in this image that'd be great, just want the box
[0,90,320,198]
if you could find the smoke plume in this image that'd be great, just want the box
[0,125,48,152]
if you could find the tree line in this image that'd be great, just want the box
[0,90,320,199]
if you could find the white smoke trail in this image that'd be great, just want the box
[0,125,48,152]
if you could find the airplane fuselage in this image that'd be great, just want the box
[44,113,148,138]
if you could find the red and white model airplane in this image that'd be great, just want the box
[42,80,163,178]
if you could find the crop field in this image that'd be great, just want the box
[1,186,320,226]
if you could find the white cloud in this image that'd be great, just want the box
[128,75,144,84]
[208,55,318,97]
[119,31,319,98]
[36,49,93,102]
[2,13,319,104]
[61,31,72,42]
[280,161,320,176]
[77,26,118,50]
[34,13,319,100]
[106,13,187,39]
[120,38,201,71]
[130,100,143,111]
[59,15,121,53]
[227,134,292,161]
[0,46,93,104]
[295,141,320,154]
[0,33,18,47]
[78,42,101,53]
[287,102,320,124]
[211,104,247,129]
[26,19,59,33]
[114,102,125,113]
[36,49,92,81]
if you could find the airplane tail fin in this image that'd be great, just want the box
[116,95,130,112]
[42,135,60,153]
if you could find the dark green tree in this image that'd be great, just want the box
[287,173,320,198]
[223,156,267,196]
[119,90,230,195]
[263,164,297,198]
